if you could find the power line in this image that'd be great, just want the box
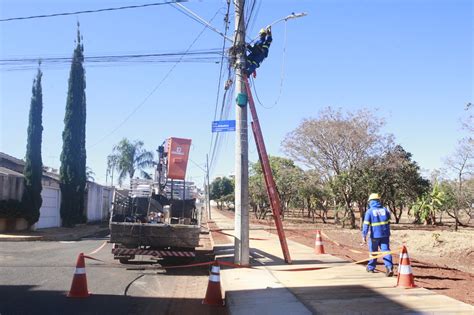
[173,3,233,43]
[208,0,232,171]
[212,0,231,122]
[0,49,222,71]
[88,8,222,149]
[0,1,185,22]
[209,0,252,174]
[189,158,206,173]
[0,49,222,63]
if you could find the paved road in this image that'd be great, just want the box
[0,237,226,315]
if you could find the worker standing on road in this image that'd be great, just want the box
[245,26,272,77]
[362,193,394,277]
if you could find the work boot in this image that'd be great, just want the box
[386,267,394,277]
[366,266,375,273]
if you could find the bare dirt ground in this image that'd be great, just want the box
[215,208,474,305]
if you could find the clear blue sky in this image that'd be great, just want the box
[0,0,472,186]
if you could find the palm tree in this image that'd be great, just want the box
[106,154,118,186]
[86,166,95,182]
[109,138,154,187]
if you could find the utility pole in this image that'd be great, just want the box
[233,0,249,266]
[206,154,211,220]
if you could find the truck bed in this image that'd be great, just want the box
[110,222,200,249]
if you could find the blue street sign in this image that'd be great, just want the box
[212,120,236,132]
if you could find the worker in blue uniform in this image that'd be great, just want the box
[245,26,272,77]
[362,193,394,277]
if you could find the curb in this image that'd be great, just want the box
[42,227,110,241]
[0,235,44,242]
[0,227,110,242]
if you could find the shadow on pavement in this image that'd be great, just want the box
[227,285,416,314]
[0,285,227,315]
[214,245,346,267]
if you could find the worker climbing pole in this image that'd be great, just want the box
[232,4,307,265]
[244,26,273,77]
[237,22,292,264]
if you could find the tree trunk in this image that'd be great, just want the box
[358,205,365,231]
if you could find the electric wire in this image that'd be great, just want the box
[210,0,246,169]
[88,8,222,149]
[173,3,233,43]
[208,0,231,167]
[208,0,260,174]
[246,0,261,35]
[211,1,231,122]
[0,1,185,22]
[0,49,223,71]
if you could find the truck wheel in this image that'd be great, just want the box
[119,255,135,264]
[119,258,130,264]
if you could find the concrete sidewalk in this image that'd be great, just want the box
[212,210,474,314]
[0,223,109,242]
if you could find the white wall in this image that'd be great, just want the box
[86,182,114,222]
[37,187,61,229]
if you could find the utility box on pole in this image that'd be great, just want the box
[233,0,249,266]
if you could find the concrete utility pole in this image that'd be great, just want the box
[233,0,249,266]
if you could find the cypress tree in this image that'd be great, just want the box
[60,24,87,227]
[22,64,44,227]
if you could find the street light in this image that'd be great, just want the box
[249,12,308,42]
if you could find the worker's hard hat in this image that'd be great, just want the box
[368,193,381,201]
[259,28,267,35]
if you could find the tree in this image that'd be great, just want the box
[283,107,389,228]
[60,25,87,227]
[297,170,332,223]
[351,145,429,226]
[108,138,154,187]
[249,165,269,219]
[444,138,474,230]
[248,156,304,219]
[106,154,119,186]
[86,166,95,182]
[410,183,445,225]
[210,176,234,209]
[21,65,43,226]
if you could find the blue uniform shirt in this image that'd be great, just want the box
[247,34,273,65]
[362,200,391,239]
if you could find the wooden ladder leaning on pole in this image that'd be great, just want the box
[244,77,292,264]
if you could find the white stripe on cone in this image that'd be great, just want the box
[209,274,220,282]
[400,253,409,259]
[399,265,413,275]
[75,267,86,274]
[211,266,220,273]
[315,241,323,246]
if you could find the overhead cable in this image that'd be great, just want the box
[172,2,234,43]
[208,0,231,166]
[0,1,186,22]
[0,49,222,71]
[88,8,222,149]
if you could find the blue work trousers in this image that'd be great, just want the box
[367,237,393,271]
[245,60,260,76]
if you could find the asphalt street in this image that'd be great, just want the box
[0,236,226,315]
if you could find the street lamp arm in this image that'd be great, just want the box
[249,12,308,43]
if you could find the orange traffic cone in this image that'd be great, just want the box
[67,253,90,298]
[314,230,325,254]
[202,261,224,306]
[397,246,416,288]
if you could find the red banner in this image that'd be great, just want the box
[167,137,192,180]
